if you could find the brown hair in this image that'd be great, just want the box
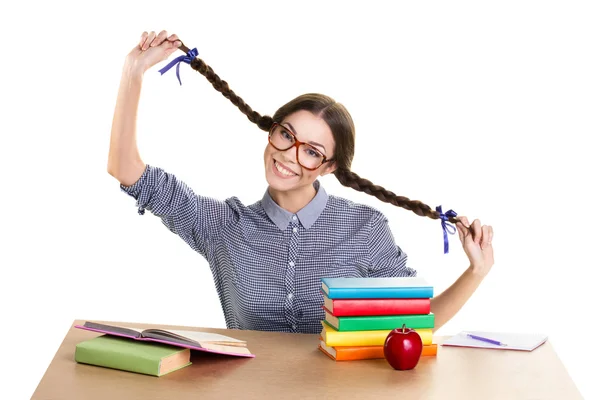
[178,44,458,224]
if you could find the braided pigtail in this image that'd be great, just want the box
[334,168,460,224]
[174,43,273,131]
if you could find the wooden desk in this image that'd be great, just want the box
[32,320,582,399]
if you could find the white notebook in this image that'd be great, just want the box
[441,330,548,351]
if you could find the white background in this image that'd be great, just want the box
[1,1,598,398]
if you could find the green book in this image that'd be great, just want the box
[324,309,435,331]
[75,335,192,377]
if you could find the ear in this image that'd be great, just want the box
[320,161,337,176]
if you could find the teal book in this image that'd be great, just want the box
[324,309,435,331]
[321,277,433,299]
[75,335,192,377]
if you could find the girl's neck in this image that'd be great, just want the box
[268,184,317,214]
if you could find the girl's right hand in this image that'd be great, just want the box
[125,30,182,75]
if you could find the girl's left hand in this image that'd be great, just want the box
[456,216,494,276]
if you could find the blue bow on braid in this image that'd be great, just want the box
[436,205,458,254]
[158,47,199,85]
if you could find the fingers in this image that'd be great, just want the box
[471,219,482,245]
[455,216,470,245]
[454,215,493,249]
[142,31,156,50]
[486,225,494,246]
[161,38,181,50]
[139,31,180,52]
[456,216,468,227]
[456,216,470,235]
[481,225,490,248]
[139,31,148,48]
[151,30,168,47]
[457,222,465,244]
[163,41,181,55]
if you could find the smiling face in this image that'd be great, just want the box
[264,110,337,193]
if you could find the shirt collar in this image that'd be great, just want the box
[261,180,328,230]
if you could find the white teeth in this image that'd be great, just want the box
[275,161,296,176]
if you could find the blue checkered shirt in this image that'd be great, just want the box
[121,165,416,334]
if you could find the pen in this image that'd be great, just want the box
[466,334,507,346]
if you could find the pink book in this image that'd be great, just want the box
[75,321,255,358]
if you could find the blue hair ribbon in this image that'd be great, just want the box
[158,47,199,85]
[437,205,458,254]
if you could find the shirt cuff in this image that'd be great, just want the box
[119,164,152,215]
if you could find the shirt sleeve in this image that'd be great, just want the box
[120,164,240,256]
[367,211,417,278]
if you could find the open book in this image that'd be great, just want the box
[75,321,254,358]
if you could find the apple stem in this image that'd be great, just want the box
[402,323,406,333]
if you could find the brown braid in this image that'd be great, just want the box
[176,43,273,131]
[174,43,459,225]
[334,169,460,223]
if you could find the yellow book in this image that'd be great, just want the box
[320,321,433,347]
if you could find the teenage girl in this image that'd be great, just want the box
[107,30,495,334]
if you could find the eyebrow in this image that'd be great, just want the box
[283,122,327,154]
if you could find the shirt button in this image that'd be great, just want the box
[292,215,297,221]
[287,293,293,300]
[289,261,295,267]
[292,227,298,233]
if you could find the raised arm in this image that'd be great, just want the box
[107,30,182,185]
[106,31,241,257]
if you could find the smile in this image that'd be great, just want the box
[273,160,298,177]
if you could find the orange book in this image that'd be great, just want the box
[320,321,433,346]
[319,338,437,361]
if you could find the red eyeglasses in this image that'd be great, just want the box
[268,123,334,170]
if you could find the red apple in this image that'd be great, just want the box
[383,324,423,370]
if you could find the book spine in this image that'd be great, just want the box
[330,298,431,316]
[324,324,433,347]
[330,344,438,361]
[327,286,433,299]
[333,345,384,361]
[338,314,435,331]
[75,341,160,376]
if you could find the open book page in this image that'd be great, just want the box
[79,322,247,349]
[83,321,144,337]
[142,329,247,347]
[200,343,253,355]
[167,330,246,346]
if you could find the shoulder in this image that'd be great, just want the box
[222,196,261,217]
[324,194,389,226]
[224,197,271,223]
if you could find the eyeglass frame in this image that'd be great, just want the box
[268,122,335,171]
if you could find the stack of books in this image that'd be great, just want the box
[318,277,437,361]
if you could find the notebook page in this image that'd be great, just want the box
[441,331,548,351]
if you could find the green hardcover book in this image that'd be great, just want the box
[324,309,435,331]
[75,335,192,377]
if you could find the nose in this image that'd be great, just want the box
[282,146,297,164]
